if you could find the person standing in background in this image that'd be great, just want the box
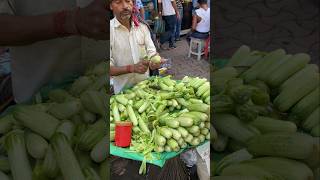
[190,0,210,40]
[135,0,145,20]
[158,0,180,49]
[174,0,184,41]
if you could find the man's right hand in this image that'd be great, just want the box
[133,61,149,74]
[75,0,107,40]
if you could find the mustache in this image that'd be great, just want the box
[120,9,132,15]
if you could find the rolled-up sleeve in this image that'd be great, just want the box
[0,0,15,15]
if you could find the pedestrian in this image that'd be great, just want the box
[158,0,181,50]
[174,0,184,41]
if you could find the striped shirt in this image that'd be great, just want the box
[176,0,183,9]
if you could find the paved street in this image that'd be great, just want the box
[213,0,319,64]
[159,36,211,80]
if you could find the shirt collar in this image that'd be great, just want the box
[113,17,136,29]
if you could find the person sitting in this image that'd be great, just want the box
[189,0,210,41]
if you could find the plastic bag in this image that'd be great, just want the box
[180,149,197,167]
[153,17,165,34]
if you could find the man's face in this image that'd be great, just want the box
[110,0,133,21]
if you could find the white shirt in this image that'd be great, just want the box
[110,17,157,94]
[160,0,176,16]
[195,7,210,33]
[0,0,107,103]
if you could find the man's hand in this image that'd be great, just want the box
[75,0,107,40]
[149,61,161,70]
[176,12,181,20]
[133,61,149,74]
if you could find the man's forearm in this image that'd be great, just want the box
[0,11,77,46]
[110,65,132,76]
[158,3,162,14]
[140,8,145,19]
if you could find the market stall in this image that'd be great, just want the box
[110,75,211,177]
[211,46,320,179]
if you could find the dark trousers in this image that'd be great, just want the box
[160,15,177,47]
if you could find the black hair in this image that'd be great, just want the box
[197,0,207,5]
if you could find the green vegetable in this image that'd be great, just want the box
[187,126,200,134]
[0,171,9,180]
[112,103,120,122]
[280,64,319,91]
[0,114,14,134]
[4,130,32,180]
[241,49,286,83]
[311,124,320,137]
[274,72,319,112]
[154,133,166,146]
[80,90,106,115]
[83,167,101,180]
[302,106,320,131]
[190,137,200,146]
[158,127,172,139]
[13,107,60,139]
[220,163,285,179]
[213,133,229,152]
[115,94,128,105]
[165,119,180,128]
[127,105,138,126]
[25,131,48,159]
[212,94,234,114]
[42,145,59,178]
[90,135,108,163]
[48,89,74,103]
[177,127,189,138]
[167,139,179,151]
[228,85,252,104]
[0,156,9,173]
[242,157,313,180]
[235,103,258,122]
[81,110,96,124]
[186,103,209,113]
[247,132,314,160]
[154,146,164,153]
[215,148,253,175]
[267,53,310,87]
[69,76,92,96]
[249,116,297,133]
[56,120,75,143]
[78,120,106,151]
[100,160,109,180]
[52,133,85,180]
[169,128,182,140]
[137,114,150,133]
[213,114,254,144]
[289,87,320,123]
[250,89,270,105]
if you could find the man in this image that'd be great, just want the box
[174,0,184,41]
[158,0,180,49]
[110,0,161,96]
[0,0,107,103]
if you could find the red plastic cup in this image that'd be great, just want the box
[115,121,133,147]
